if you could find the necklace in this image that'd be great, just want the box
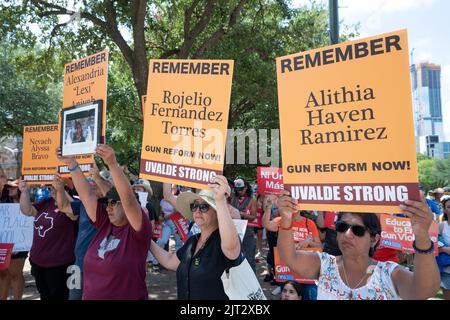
[193,233,212,266]
[341,260,370,300]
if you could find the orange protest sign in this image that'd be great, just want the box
[274,247,318,284]
[59,49,109,175]
[276,30,419,213]
[380,214,438,255]
[21,125,60,184]
[139,59,234,189]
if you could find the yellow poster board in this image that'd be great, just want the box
[21,124,59,184]
[59,49,109,175]
[140,59,234,189]
[276,30,419,213]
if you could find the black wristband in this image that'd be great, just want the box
[412,240,434,254]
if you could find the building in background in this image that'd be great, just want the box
[411,62,449,158]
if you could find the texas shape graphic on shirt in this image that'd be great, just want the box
[98,235,121,259]
[34,212,54,238]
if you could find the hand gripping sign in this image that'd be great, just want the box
[277,30,419,213]
[139,59,233,189]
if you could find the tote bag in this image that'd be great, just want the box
[221,256,267,300]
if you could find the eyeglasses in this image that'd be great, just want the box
[190,202,211,213]
[106,200,121,208]
[335,221,368,237]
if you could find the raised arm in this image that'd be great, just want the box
[90,162,112,196]
[262,195,278,232]
[392,198,441,299]
[52,174,77,221]
[18,180,37,217]
[149,241,180,271]
[209,175,241,260]
[95,144,143,232]
[277,190,321,279]
[163,183,177,208]
[56,147,98,222]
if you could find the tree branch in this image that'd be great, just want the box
[178,0,216,58]
[193,0,246,58]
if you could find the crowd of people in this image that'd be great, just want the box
[0,146,449,300]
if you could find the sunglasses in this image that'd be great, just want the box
[190,202,211,213]
[106,199,121,208]
[335,221,368,237]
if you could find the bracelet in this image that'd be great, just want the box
[68,163,80,172]
[413,240,434,254]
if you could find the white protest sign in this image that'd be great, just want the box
[233,219,248,242]
[0,204,34,252]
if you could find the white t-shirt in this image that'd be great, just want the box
[316,252,401,300]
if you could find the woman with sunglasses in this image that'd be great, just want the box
[277,190,440,300]
[57,144,152,300]
[149,175,241,299]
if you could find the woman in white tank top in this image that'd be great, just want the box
[276,190,440,300]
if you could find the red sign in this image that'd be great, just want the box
[0,243,14,270]
[170,212,190,243]
[247,208,263,228]
[257,167,284,195]
[152,222,163,239]
[380,214,438,255]
[324,211,337,229]
[274,247,319,284]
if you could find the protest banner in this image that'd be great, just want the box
[257,167,284,195]
[139,59,234,189]
[380,214,439,255]
[170,212,190,243]
[274,247,319,284]
[59,49,109,175]
[276,30,419,213]
[0,243,14,270]
[0,204,34,252]
[21,124,59,184]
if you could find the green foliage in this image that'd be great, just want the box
[0,45,61,137]
[418,156,450,192]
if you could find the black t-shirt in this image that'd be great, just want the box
[176,229,240,300]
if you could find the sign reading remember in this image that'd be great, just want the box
[140,60,233,189]
[22,124,59,184]
[59,49,109,175]
[0,204,34,252]
[276,29,419,213]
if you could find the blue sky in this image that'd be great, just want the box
[293,0,450,140]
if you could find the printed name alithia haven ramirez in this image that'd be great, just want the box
[299,85,387,145]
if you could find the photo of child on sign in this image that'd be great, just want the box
[61,100,103,156]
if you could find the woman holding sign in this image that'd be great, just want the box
[57,145,152,300]
[149,175,241,300]
[277,190,440,300]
